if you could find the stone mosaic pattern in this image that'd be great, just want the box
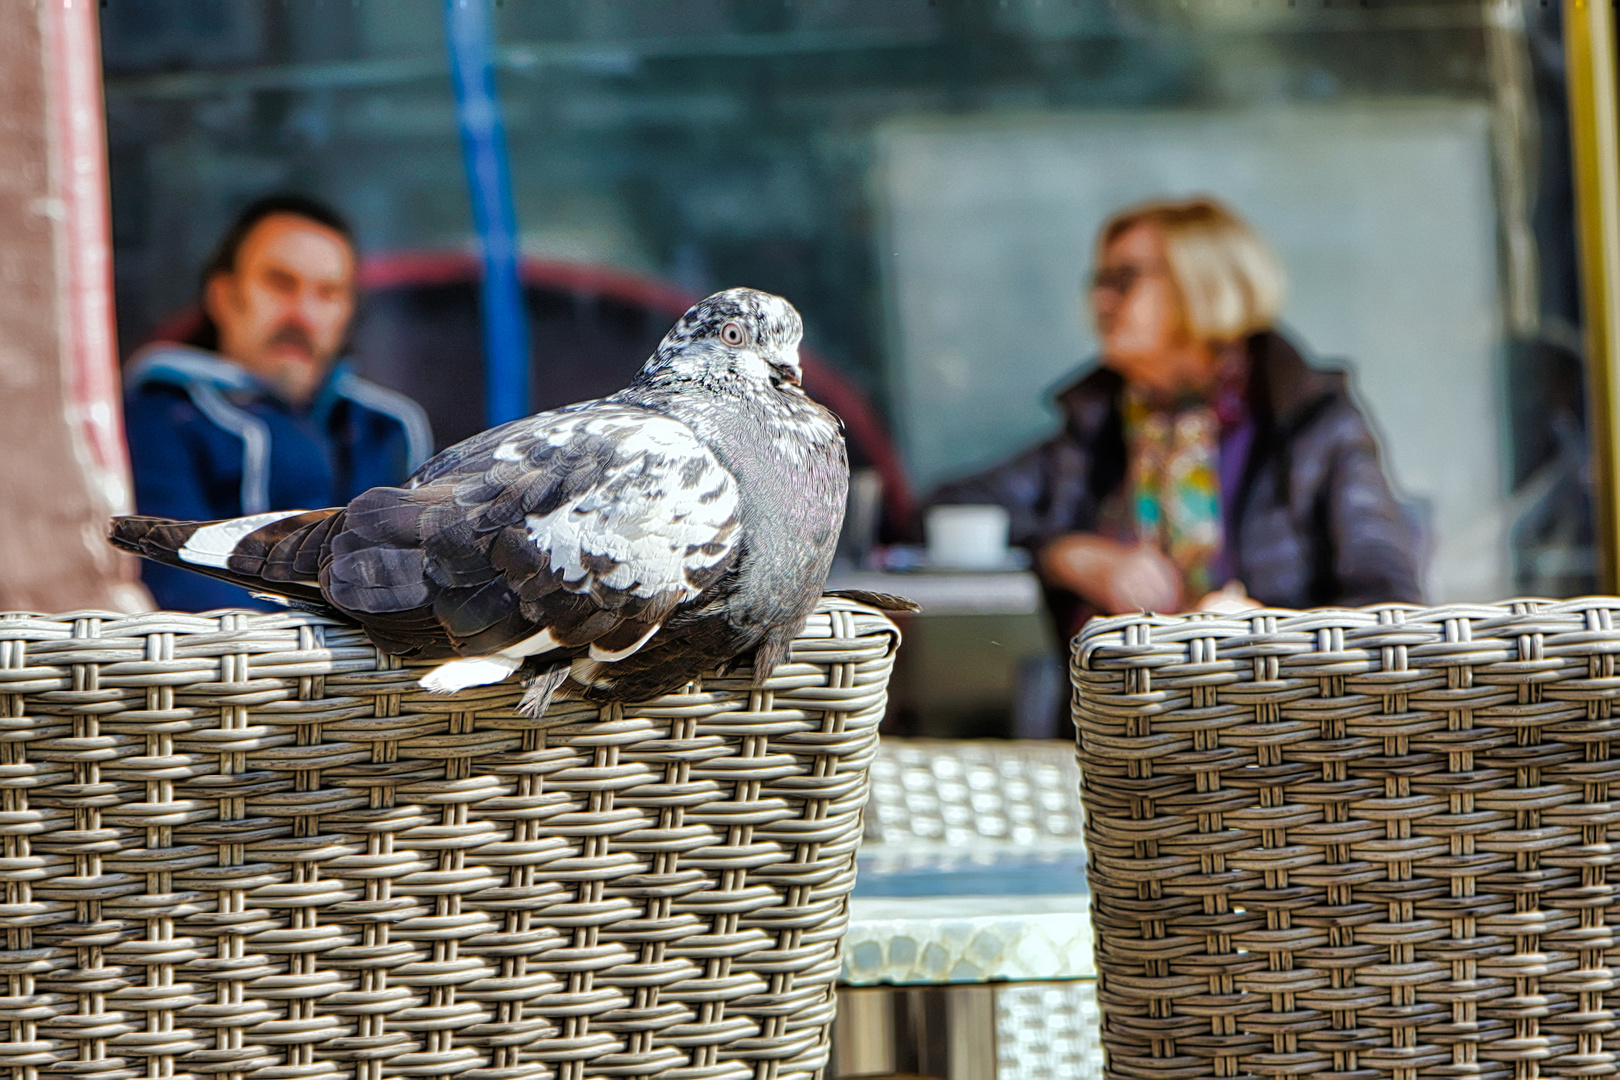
[846,739,1102,1077]
[865,738,1084,846]
[996,981,1104,1080]
[841,895,1093,986]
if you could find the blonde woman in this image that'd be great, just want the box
[931,197,1420,634]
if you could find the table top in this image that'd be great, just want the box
[826,568,1042,617]
[841,845,1094,986]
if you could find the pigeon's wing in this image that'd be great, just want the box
[322,404,741,661]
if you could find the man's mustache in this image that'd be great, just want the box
[266,323,316,357]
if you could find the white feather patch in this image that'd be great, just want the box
[419,655,522,693]
[178,510,309,568]
[588,623,661,663]
[570,657,605,684]
[497,628,563,659]
[419,630,559,695]
[733,350,771,383]
[523,413,739,601]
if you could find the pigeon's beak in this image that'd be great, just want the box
[771,349,803,388]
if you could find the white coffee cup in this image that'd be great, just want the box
[925,504,1011,570]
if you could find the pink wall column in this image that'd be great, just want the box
[0,0,146,612]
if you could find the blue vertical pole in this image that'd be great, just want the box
[444,0,529,427]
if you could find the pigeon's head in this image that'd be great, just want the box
[640,288,805,393]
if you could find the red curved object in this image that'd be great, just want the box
[145,253,914,528]
[143,306,206,354]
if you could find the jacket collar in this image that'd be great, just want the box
[308,361,360,428]
[1053,330,1343,438]
[126,343,263,394]
[127,342,354,413]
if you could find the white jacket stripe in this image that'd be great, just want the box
[183,383,272,515]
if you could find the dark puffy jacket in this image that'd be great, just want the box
[930,331,1422,629]
[124,344,434,612]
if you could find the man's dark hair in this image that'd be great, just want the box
[186,193,356,351]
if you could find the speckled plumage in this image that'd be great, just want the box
[111,288,850,705]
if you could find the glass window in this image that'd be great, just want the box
[103,0,1596,604]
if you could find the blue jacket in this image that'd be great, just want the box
[124,345,433,612]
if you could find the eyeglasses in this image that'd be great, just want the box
[1089,262,1168,295]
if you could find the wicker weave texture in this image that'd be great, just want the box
[1072,601,1620,1080]
[0,598,894,1080]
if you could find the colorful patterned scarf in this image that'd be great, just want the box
[1122,389,1224,599]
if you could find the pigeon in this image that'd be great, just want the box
[110,288,852,711]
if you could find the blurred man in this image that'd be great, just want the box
[124,194,432,611]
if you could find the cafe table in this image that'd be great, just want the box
[830,844,1102,1080]
[824,566,1062,739]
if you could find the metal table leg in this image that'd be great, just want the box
[831,985,997,1080]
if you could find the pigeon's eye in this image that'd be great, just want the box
[720,321,748,347]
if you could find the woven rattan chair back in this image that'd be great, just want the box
[1072,601,1620,1080]
[0,597,895,1080]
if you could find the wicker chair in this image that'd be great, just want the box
[0,597,896,1080]
[1072,600,1620,1080]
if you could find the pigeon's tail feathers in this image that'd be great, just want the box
[823,589,922,613]
[109,509,342,606]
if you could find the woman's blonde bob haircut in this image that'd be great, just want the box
[1100,196,1285,342]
